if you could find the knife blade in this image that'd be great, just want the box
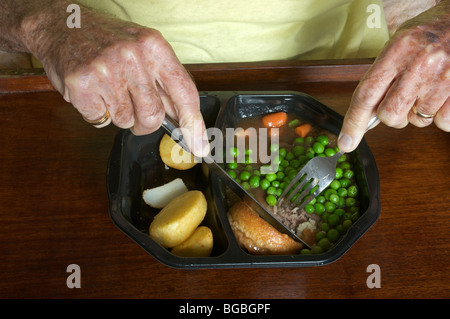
[160,115,312,250]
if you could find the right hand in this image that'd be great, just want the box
[23,4,210,157]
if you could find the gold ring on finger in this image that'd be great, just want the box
[83,110,111,128]
[412,105,436,119]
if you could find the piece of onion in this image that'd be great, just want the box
[142,178,188,209]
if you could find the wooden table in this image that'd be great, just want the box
[0,60,448,300]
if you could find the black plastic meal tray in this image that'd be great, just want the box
[106,91,381,269]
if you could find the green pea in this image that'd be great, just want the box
[271,180,280,188]
[266,186,276,195]
[227,170,237,179]
[276,188,283,196]
[325,201,336,213]
[314,203,325,215]
[347,185,358,197]
[229,147,239,157]
[334,208,345,217]
[330,180,341,190]
[290,159,300,169]
[324,188,337,200]
[301,249,312,255]
[329,194,340,204]
[337,187,347,197]
[270,143,279,153]
[343,169,354,179]
[340,178,351,188]
[285,152,295,161]
[321,212,330,223]
[311,246,323,254]
[287,170,297,180]
[298,155,308,165]
[280,159,289,168]
[328,213,340,226]
[305,204,315,214]
[288,119,301,127]
[337,154,347,163]
[249,175,260,188]
[312,142,325,154]
[340,162,351,170]
[241,181,250,190]
[227,161,238,170]
[335,224,344,234]
[335,167,343,179]
[260,179,270,190]
[342,219,352,230]
[244,164,253,171]
[351,211,360,222]
[327,228,340,242]
[276,171,285,180]
[343,212,352,221]
[317,238,331,251]
[239,171,251,181]
[324,147,336,157]
[279,148,287,158]
[317,135,329,146]
[337,197,346,208]
[316,195,326,204]
[244,148,253,156]
[315,231,327,241]
[266,173,277,182]
[266,195,277,206]
[345,197,357,207]
[293,145,305,156]
[350,206,359,214]
[244,156,253,164]
[305,136,314,144]
[294,137,305,144]
[252,169,261,177]
[321,222,330,233]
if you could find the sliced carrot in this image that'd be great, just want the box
[262,112,287,128]
[295,123,312,137]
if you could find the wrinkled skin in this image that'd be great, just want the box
[21,3,209,157]
[338,0,450,152]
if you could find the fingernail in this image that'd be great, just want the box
[193,136,210,158]
[338,133,353,152]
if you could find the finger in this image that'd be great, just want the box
[338,35,416,152]
[338,68,396,152]
[128,80,165,136]
[434,97,450,132]
[156,55,209,157]
[407,88,446,128]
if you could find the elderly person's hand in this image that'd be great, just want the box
[5,1,209,157]
[338,0,449,152]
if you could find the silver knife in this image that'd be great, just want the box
[161,115,312,250]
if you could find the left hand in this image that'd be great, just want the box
[338,0,450,152]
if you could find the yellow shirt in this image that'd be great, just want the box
[33,0,389,66]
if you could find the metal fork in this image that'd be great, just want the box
[279,116,379,210]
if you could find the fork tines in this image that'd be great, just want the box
[281,171,318,209]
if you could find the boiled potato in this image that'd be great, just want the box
[171,226,213,257]
[149,190,207,248]
[159,133,197,170]
[142,178,188,209]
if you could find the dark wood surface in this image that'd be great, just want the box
[0,61,448,299]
